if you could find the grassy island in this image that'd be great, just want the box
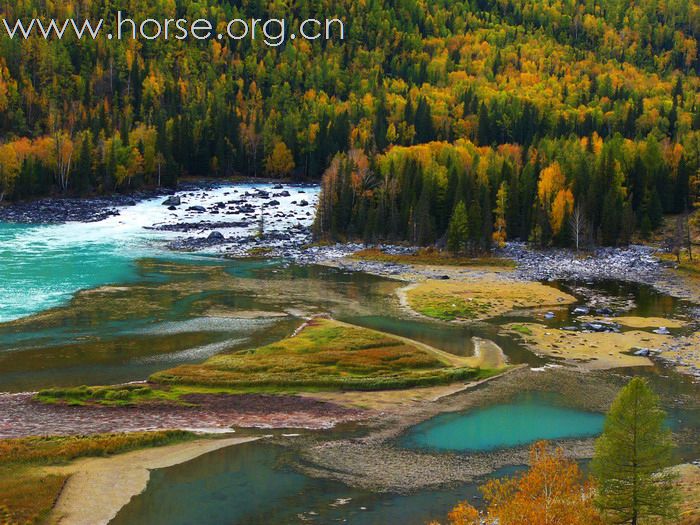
[150,318,490,391]
[404,279,577,321]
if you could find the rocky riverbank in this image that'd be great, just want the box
[311,242,700,315]
[150,184,318,255]
[0,392,368,438]
[0,188,184,224]
[501,242,700,306]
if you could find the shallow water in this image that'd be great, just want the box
[111,441,506,525]
[0,257,396,391]
[521,279,694,333]
[399,393,605,452]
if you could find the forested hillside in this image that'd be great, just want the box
[0,0,698,246]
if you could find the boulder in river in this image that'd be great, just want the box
[207,231,225,241]
[162,196,181,206]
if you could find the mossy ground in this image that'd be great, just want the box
[0,431,194,524]
[404,279,576,321]
[505,322,673,370]
[659,250,700,276]
[150,318,487,390]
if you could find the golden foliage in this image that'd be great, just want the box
[264,141,295,177]
[481,441,602,525]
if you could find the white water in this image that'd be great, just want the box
[0,183,319,322]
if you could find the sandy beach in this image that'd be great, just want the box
[47,436,260,525]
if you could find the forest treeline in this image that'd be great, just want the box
[0,0,698,246]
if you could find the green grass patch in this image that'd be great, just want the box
[510,324,533,335]
[658,251,700,275]
[352,247,515,268]
[0,431,194,524]
[405,280,576,322]
[151,318,482,391]
[410,295,492,321]
[35,384,185,407]
[246,246,274,257]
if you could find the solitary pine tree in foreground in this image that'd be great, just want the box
[592,378,679,524]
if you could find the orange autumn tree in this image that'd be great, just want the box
[428,502,480,525]
[433,442,601,525]
[537,162,575,238]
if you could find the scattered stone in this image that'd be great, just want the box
[501,243,664,288]
[162,196,181,206]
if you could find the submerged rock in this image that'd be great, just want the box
[581,321,619,333]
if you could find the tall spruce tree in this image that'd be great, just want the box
[447,201,469,254]
[592,378,679,525]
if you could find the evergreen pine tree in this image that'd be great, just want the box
[414,97,434,144]
[477,102,491,145]
[467,199,483,253]
[592,378,679,525]
[447,201,469,254]
[601,187,623,245]
[648,187,664,229]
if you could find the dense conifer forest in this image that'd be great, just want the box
[0,0,698,246]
